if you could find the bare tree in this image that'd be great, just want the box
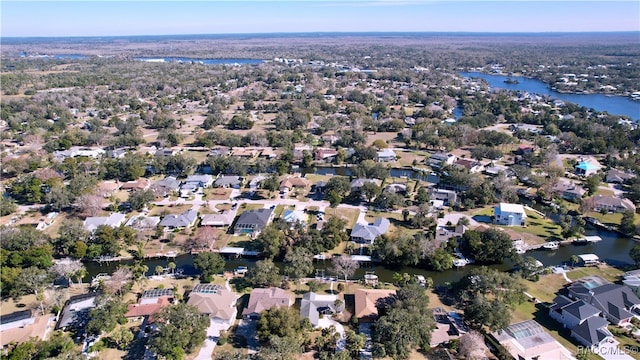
[458,330,487,360]
[51,258,85,285]
[331,255,359,281]
[104,267,133,295]
[187,226,218,251]
[76,194,103,217]
[43,287,69,316]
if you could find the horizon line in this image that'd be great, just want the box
[3,30,640,39]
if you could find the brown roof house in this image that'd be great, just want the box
[242,287,293,319]
[125,288,175,322]
[187,284,238,326]
[279,177,310,192]
[354,288,396,322]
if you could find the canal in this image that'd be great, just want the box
[84,226,635,286]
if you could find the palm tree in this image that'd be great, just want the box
[569,255,580,267]
[168,262,176,274]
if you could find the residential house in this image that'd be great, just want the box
[351,218,390,244]
[125,215,161,231]
[281,209,307,225]
[550,179,586,201]
[185,174,214,188]
[214,175,242,189]
[233,208,274,235]
[120,178,151,191]
[454,158,484,173]
[208,147,231,157]
[259,148,279,159]
[590,195,636,213]
[159,208,198,229]
[494,203,527,226]
[383,183,407,195]
[434,224,467,244]
[187,284,238,325]
[606,169,636,184]
[571,316,614,351]
[350,178,381,192]
[108,148,128,159]
[279,177,309,192]
[83,213,127,232]
[623,270,640,298]
[200,211,235,227]
[125,289,175,322]
[354,289,396,322]
[231,148,259,158]
[575,160,601,177]
[516,144,535,155]
[293,145,313,161]
[315,148,338,162]
[97,180,121,198]
[152,176,181,197]
[429,188,457,206]
[492,320,576,360]
[300,292,343,328]
[53,146,106,162]
[510,124,542,134]
[565,276,640,326]
[376,148,396,162]
[155,148,180,157]
[1,310,52,348]
[242,287,293,319]
[426,153,456,169]
[56,293,99,331]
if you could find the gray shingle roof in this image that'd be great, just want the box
[562,300,601,321]
[571,316,610,347]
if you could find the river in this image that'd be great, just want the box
[135,57,263,65]
[460,72,640,121]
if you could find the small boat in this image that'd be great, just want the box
[504,78,519,84]
[453,258,470,267]
[415,275,427,287]
[542,241,559,250]
[234,266,248,275]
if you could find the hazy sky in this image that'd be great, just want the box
[2,1,639,37]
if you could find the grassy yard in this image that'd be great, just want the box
[203,187,232,200]
[326,206,361,229]
[365,210,404,223]
[273,204,292,219]
[236,203,265,215]
[522,273,568,304]
[517,211,563,241]
[566,265,624,283]
[148,203,193,217]
[586,211,640,227]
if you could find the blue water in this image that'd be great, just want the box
[135,57,263,65]
[460,72,640,121]
[54,54,88,59]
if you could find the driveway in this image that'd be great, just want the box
[236,319,259,355]
[194,318,232,360]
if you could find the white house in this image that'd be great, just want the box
[494,203,527,226]
[376,149,396,162]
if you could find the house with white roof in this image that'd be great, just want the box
[376,148,396,162]
[159,209,198,229]
[83,213,127,232]
[494,203,527,226]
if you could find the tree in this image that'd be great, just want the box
[373,283,434,359]
[75,194,103,217]
[155,265,165,276]
[51,259,85,285]
[110,327,134,350]
[104,267,132,295]
[255,225,285,259]
[331,255,359,281]
[630,244,640,267]
[150,303,210,359]
[10,267,51,299]
[86,295,128,336]
[361,181,381,203]
[245,259,282,288]
[570,255,580,267]
[257,306,311,344]
[188,226,219,252]
[193,252,225,282]
[464,297,510,332]
[458,331,486,359]
[55,220,90,257]
[168,262,176,274]
[0,196,17,216]
[128,189,155,211]
[344,330,365,358]
[460,229,515,264]
[620,211,637,236]
[283,247,314,280]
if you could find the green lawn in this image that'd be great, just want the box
[586,211,639,227]
[365,210,404,223]
[236,203,265,215]
[522,273,568,304]
[517,211,563,240]
[273,204,292,219]
[566,266,624,283]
